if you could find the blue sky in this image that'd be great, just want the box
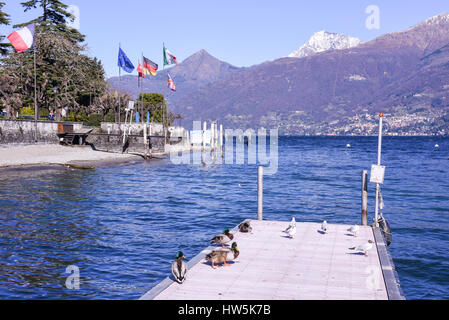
[2,0,449,78]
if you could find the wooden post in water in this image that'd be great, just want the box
[258,166,264,221]
[362,170,368,226]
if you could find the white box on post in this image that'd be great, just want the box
[370,165,386,184]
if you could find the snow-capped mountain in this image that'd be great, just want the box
[415,12,449,27]
[288,30,363,58]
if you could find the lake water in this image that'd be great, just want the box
[0,136,448,300]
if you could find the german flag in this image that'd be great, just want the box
[143,56,158,77]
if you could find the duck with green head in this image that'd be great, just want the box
[171,251,187,284]
[210,229,234,248]
[205,242,239,269]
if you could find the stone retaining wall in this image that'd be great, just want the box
[0,119,83,144]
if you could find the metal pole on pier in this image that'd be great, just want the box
[374,113,384,228]
[362,170,368,226]
[258,166,264,221]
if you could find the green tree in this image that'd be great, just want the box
[1,25,106,121]
[0,2,11,56]
[91,89,130,122]
[138,93,168,124]
[18,0,84,43]
[0,74,24,119]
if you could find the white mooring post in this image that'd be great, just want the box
[215,122,218,149]
[143,123,147,146]
[216,123,219,148]
[211,122,216,150]
[202,122,207,165]
[374,113,384,228]
[362,170,368,226]
[203,122,207,150]
[219,125,223,149]
[258,166,264,221]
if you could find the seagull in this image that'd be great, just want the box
[350,240,374,257]
[285,224,297,239]
[321,221,328,234]
[283,217,296,234]
[348,224,360,237]
[346,144,351,148]
[171,251,187,284]
[435,144,440,148]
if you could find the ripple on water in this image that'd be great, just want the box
[0,136,448,299]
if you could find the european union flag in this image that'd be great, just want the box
[118,47,135,73]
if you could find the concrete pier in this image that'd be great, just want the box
[140,220,404,300]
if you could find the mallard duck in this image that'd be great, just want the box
[171,251,187,284]
[238,222,252,233]
[205,242,239,269]
[210,229,234,248]
[348,224,360,237]
[350,240,374,256]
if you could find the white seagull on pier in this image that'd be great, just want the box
[285,224,297,239]
[348,224,360,237]
[283,217,296,233]
[350,240,374,257]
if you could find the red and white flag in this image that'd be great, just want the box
[137,62,145,78]
[167,72,176,91]
[7,24,35,53]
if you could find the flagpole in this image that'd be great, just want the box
[141,52,144,125]
[118,43,121,127]
[163,42,166,138]
[137,59,139,125]
[33,38,38,142]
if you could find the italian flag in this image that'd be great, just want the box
[163,45,178,66]
[7,24,35,53]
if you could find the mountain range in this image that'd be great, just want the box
[108,13,449,134]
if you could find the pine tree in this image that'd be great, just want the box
[18,0,84,43]
[0,2,11,56]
